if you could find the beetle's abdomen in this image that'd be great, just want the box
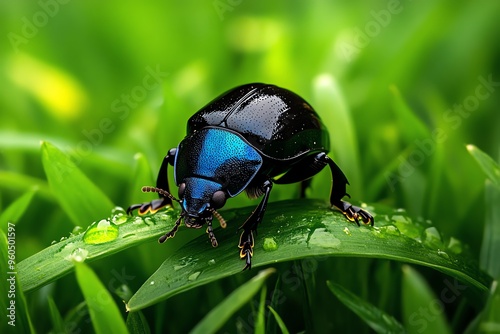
[188,83,330,160]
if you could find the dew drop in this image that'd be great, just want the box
[111,206,127,215]
[83,219,119,245]
[263,237,278,251]
[113,214,128,225]
[308,228,341,248]
[70,226,83,236]
[379,225,400,236]
[447,237,463,254]
[422,227,443,249]
[65,247,89,262]
[343,227,351,236]
[208,259,216,265]
[174,256,197,271]
[437,249,450,259]
[188,271,201,281]
[150,281,155,285]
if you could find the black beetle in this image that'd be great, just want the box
[127,83,373,270]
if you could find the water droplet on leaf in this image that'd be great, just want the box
[447,237,463,254]
[422,227,443,249]
[188,271,201,281]
[83,219,119,244]
[65,247,89,262]
[263,237,278,251]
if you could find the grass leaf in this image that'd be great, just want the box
[467,144,500,188]
[327,280,405,333]
[480,181,500,278]
[189,268,276,334]
[18,209,177,293]
[0,188,37,231]
[477,280,500,333]
[402,265,451,334]
[48,295,65,333]
[41,141,115,226]
[74,261,129,334]
[389,85,431,143]
[267,306,290,334]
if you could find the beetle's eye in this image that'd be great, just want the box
[211,190,226,209]
[178,183,186,198]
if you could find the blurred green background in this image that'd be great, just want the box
[1,0,499,332]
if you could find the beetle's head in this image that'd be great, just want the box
[178,178,227,228]
[141,183,227,246]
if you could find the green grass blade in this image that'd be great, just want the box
[128,152,155,205]
[0,228,36,334]
[48,296,65,333]
[0,188,37,231]
[41,141,114,226]
[74,261,129,334]
[389,85,431,143]
[480,181,500,278]
[255,286,267,334]
[313,74,362,195]
[267,306,290,334]
[189,268,276,334]
[402,265,451,334]
[326,280,405,333]
[126,200,491,311]
[126,311,151,334]
[467,144,500,188]
[477,281,500,333]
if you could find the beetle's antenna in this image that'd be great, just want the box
[142,186,181,203]
[210,208,227,229]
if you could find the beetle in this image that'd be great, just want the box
[127,83,374,270]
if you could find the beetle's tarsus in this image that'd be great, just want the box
[335,201,374,226]
[158,216,182,243]
[239,230,254,270]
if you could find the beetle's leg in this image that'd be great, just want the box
[238,180,273,270]
[158,215,182,243]
[316,152,374,226]
[127,148,177,215]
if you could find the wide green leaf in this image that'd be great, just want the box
[41,141,115,226]
[18,200,491,311]
[327,280,405,333]
[126,200,491,311]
